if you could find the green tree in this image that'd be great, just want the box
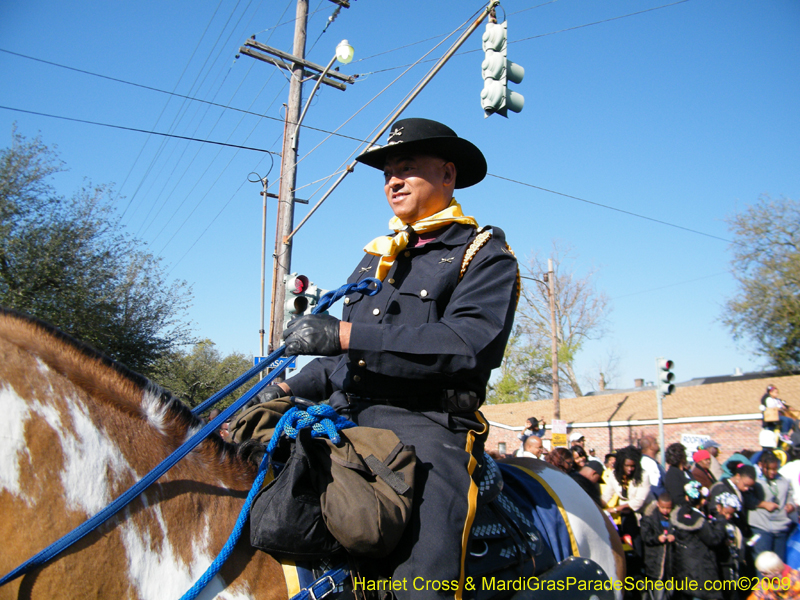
[0,128,193,374]
[723,195,800,371]
[486,328,550,404]
[151,340,255,412]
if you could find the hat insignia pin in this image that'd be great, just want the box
[387,126,404,145]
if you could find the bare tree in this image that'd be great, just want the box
[584,348,621,394]
[516,242,611,398]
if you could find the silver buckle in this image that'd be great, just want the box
[308,575,337,600]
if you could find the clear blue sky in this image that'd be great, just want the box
[1,0,798,395]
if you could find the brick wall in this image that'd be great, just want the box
[487,418,764,464]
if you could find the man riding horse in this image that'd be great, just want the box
[241,118,519,599]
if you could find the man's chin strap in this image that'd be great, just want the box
[363,199,479,281]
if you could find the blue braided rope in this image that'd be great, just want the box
[0,278,380,590]
[180,406,355,600]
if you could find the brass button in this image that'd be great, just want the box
[353,375,361,382]
[404,251,411,257]
[420,289,428,297]
[372,308,381,316]
[388,278,395,284]
[358,359,366,367]
[344,297,350,305]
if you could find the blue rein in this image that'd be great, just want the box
[0,278,380,590]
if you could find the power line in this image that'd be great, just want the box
[249,3,329,38]
[0,48,366,144]
[116,0,225,221]
[0,105,280,155]
[512,0,691,44]
[487,173,732,244]
[611,272,728,300]
[361,0,692,75]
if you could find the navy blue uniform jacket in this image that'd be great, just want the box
[286,222,519,404]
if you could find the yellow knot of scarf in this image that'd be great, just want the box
[363,199,479,281]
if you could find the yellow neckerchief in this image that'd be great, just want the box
[363,199,479,281]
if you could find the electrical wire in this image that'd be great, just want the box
[149,66,274,247]
[133,0,270,228]
[138,61,262,240]
[512,0,691,44]
[114,0,226,221]
[487,172,732,243]
[0,48,366,144]
[249,3,330,38]
[359,0,692,75]
[123,0,250,224]
[0,105,280,155]
[507,0,562,16]
[611,272,728,300]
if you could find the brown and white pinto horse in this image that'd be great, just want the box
[0,308,624,599]
[0,309,285,599]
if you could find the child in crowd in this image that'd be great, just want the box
[671,481,728,600]
[712,491,744,586]
[641,492,676,592]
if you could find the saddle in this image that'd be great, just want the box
[279,454,578,600]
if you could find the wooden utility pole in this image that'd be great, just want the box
[239,1,355,355]
[271,0,307,354]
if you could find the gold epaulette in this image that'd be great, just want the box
[459,227,521,309]
[459,229,493,281]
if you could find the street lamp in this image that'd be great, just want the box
[291,39,354,150]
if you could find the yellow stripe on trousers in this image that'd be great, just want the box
[456,411,489,600]
[281,560,301,597]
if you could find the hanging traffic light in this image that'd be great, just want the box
[480,21,524,118]
[656,358,675,397]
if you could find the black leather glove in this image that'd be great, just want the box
[239,384,288,412]
[284,314,342,356]
[256,384,289,403]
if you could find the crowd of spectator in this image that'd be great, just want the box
[511,406,800,600]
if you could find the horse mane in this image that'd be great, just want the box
[0,306,252,479]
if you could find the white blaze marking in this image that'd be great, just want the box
[1,376,136,515]
[0,384,34,502]
[2,364,253,598]
[121,506,254,600]
[57,396,136,514]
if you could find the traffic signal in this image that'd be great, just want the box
[283,273,310,330]
[656,358,675,397]
[282,273,328,331]
[480,21,524,118]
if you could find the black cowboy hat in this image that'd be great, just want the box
[355,118,487,189]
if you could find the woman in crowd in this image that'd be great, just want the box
[571,445,588,471]
[545,447,574,474]
[664,442,694,507]
[602,445,652,565]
